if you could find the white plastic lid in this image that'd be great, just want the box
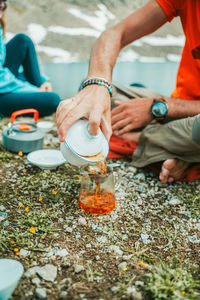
[65,119,104,156]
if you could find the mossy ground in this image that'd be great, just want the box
[0,116,199,299]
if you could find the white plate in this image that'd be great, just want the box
[27,149,66,169]
[37,121,54,132]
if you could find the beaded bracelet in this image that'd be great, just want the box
[79,77,113,96]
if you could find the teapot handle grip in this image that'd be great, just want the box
[10,109,39,124]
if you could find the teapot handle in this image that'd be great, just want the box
[10,109,39,124]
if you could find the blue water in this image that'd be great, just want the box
[42,61,179,99]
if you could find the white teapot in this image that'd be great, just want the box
[60,119,109,166]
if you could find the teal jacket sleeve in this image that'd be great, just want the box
[0,28,30,94]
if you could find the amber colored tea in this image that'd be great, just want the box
[79,190,116,215]
[79,159,116,214]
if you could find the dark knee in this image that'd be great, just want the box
[14,33,33,47]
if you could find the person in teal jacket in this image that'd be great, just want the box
[0,0,61,117]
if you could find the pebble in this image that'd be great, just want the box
[168,197,181,205]
[3,220,9,226]
[118,262,127,271]
[78,217,87,225]
[26,264,57,282]
[35,288,47,299]
[0,212,7,222]
[55,249,69,257]
[122,255,132,261]
[60,291,68,298]
[65,227,73,233]
[0,205,6,211]
[109,245,123,256]
[140,233,151,245]
[32,277,41,286]
[74,264,85,273]
[20,249,30,257]
[135,281,144,287]
[37,264,57,282]
[126,286,142,300]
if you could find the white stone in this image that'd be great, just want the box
[55,249,69,257]
[65,227,73,233]
[0,205,6,211]
[37,264,57,282]
[140,233,150,245]
[74,264,84,273]
[118,262,127,271]
[32,277,41,286]
[168,197,181,205]
[25,266,41,278]
[35,288,47,299]
[109,245,123,256]
[126,287,142,300]
[78,217,87,225]
[20,249,30,257]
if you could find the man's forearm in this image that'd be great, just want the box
[88,0,167,82]
[166,97,200,119]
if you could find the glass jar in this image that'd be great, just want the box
[79,171,116,215]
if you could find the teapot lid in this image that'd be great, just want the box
[65,119,105,157]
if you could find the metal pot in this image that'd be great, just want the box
[2,109,44,153]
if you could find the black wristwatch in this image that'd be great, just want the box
[151,98,168,121]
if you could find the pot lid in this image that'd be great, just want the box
[65,119,104,156]
[12,122,37,133]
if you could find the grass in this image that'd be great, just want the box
[145,263,200,300]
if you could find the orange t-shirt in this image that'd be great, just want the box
[156,0,200,100]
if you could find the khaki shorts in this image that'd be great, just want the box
[112,83,200,167]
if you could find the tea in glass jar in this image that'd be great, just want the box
[79,170,116,215]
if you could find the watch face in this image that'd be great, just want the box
[152,101,168,118]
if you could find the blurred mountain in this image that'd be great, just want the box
[6,0,183,63]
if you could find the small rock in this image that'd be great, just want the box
[25,266,40,278]
[74,264,84,273]
[55,249,69,257]
[60,291,68,298]
[37,264,57,282]
[126,286,142,300]
[168,197,181,205]
[0,212,7,222]
[109,245,123,256]
[65,227,73,233]
[20,249,30,257]
[32,277,41,286]
[35,288,47,299]
[122,255,133,261]
[3,220,9,226]
[0,205,6,211]
[135,281,144,287]
[118,262,127,271]
[140,233,151,245]
[111,286,120,292]
[135,173,145,180]
[78,217,87,225]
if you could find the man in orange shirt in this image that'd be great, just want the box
[57,0,200,183]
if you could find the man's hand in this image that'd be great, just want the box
[56,85,112,142]
[111,98,153,136]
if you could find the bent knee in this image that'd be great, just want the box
[14,33,33,47]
